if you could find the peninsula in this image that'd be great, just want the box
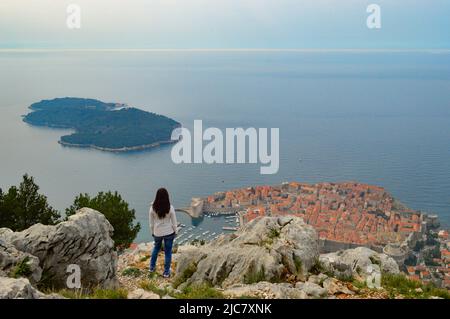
[23,97,181,152]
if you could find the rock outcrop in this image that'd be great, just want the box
[0,208,118,291]
[223,282,308,299]
[295,281,328,298]
[0,277,63,299]
[174,216,319,289]
[166,217,404,299]
[319,247,400,282]
[0,238,42,284]
[128,288,160,299]
[110,210,413,300]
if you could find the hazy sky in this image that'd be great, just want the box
[1,0,449,49]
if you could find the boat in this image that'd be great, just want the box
[222,226,238,231]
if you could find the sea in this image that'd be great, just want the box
[0,50,449,242]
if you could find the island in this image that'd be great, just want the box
[23,97,181,152]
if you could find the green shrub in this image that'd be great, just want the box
[310,258,331,276]
[336,273,354,283]
[37,269,55,291]
[244,264,266,284]
[268,228,280,239]
[382,273,450,299]
[140,280,168,296]
[91,288,128,299]
[351,279,367,290]
[57,288,128,299]
[0,174,60,231]
[147,271,159,280]
[142,279,224,299]
[66,191,140,249]
[10,257,33,279]
[58,289,86,299]
[173,262,198,288]
[293,255,303,275]
[122,267,142,277]
[175,283,224,299]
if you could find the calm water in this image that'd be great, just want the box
[0,51,449,242]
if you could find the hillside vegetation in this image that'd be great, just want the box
[23,97,180,150]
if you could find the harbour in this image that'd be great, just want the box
[173,210,241,246]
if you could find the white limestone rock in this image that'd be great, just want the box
[1,208,118,289]
[295,281,327,298]
[223,282,309,299]
[0,238,42,284]
[319,247,400,281]
[128,288,160,299]
[0,277,63,299]
[174,217,319,289]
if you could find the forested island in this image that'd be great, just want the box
[23,97,181,151]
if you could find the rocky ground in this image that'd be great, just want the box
[1,209,447,299]
[116,217,432,299]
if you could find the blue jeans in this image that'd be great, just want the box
[150,232,175,275]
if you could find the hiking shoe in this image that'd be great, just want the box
[163,273,170,278]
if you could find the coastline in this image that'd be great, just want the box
[58,139,177,152]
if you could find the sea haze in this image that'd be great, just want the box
[0,50,449,242]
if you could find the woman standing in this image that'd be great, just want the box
[149,188,178,278]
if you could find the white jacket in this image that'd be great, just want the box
[149,204,178,237]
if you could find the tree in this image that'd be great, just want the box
[0,188,10,228]
[413,241,425,252]
[426,232,438,246]
[66,191,141,248]
[0,174,60,231]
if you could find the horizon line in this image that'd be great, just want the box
[1,48,450,53]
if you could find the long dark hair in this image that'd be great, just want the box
[152,188,171,219]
